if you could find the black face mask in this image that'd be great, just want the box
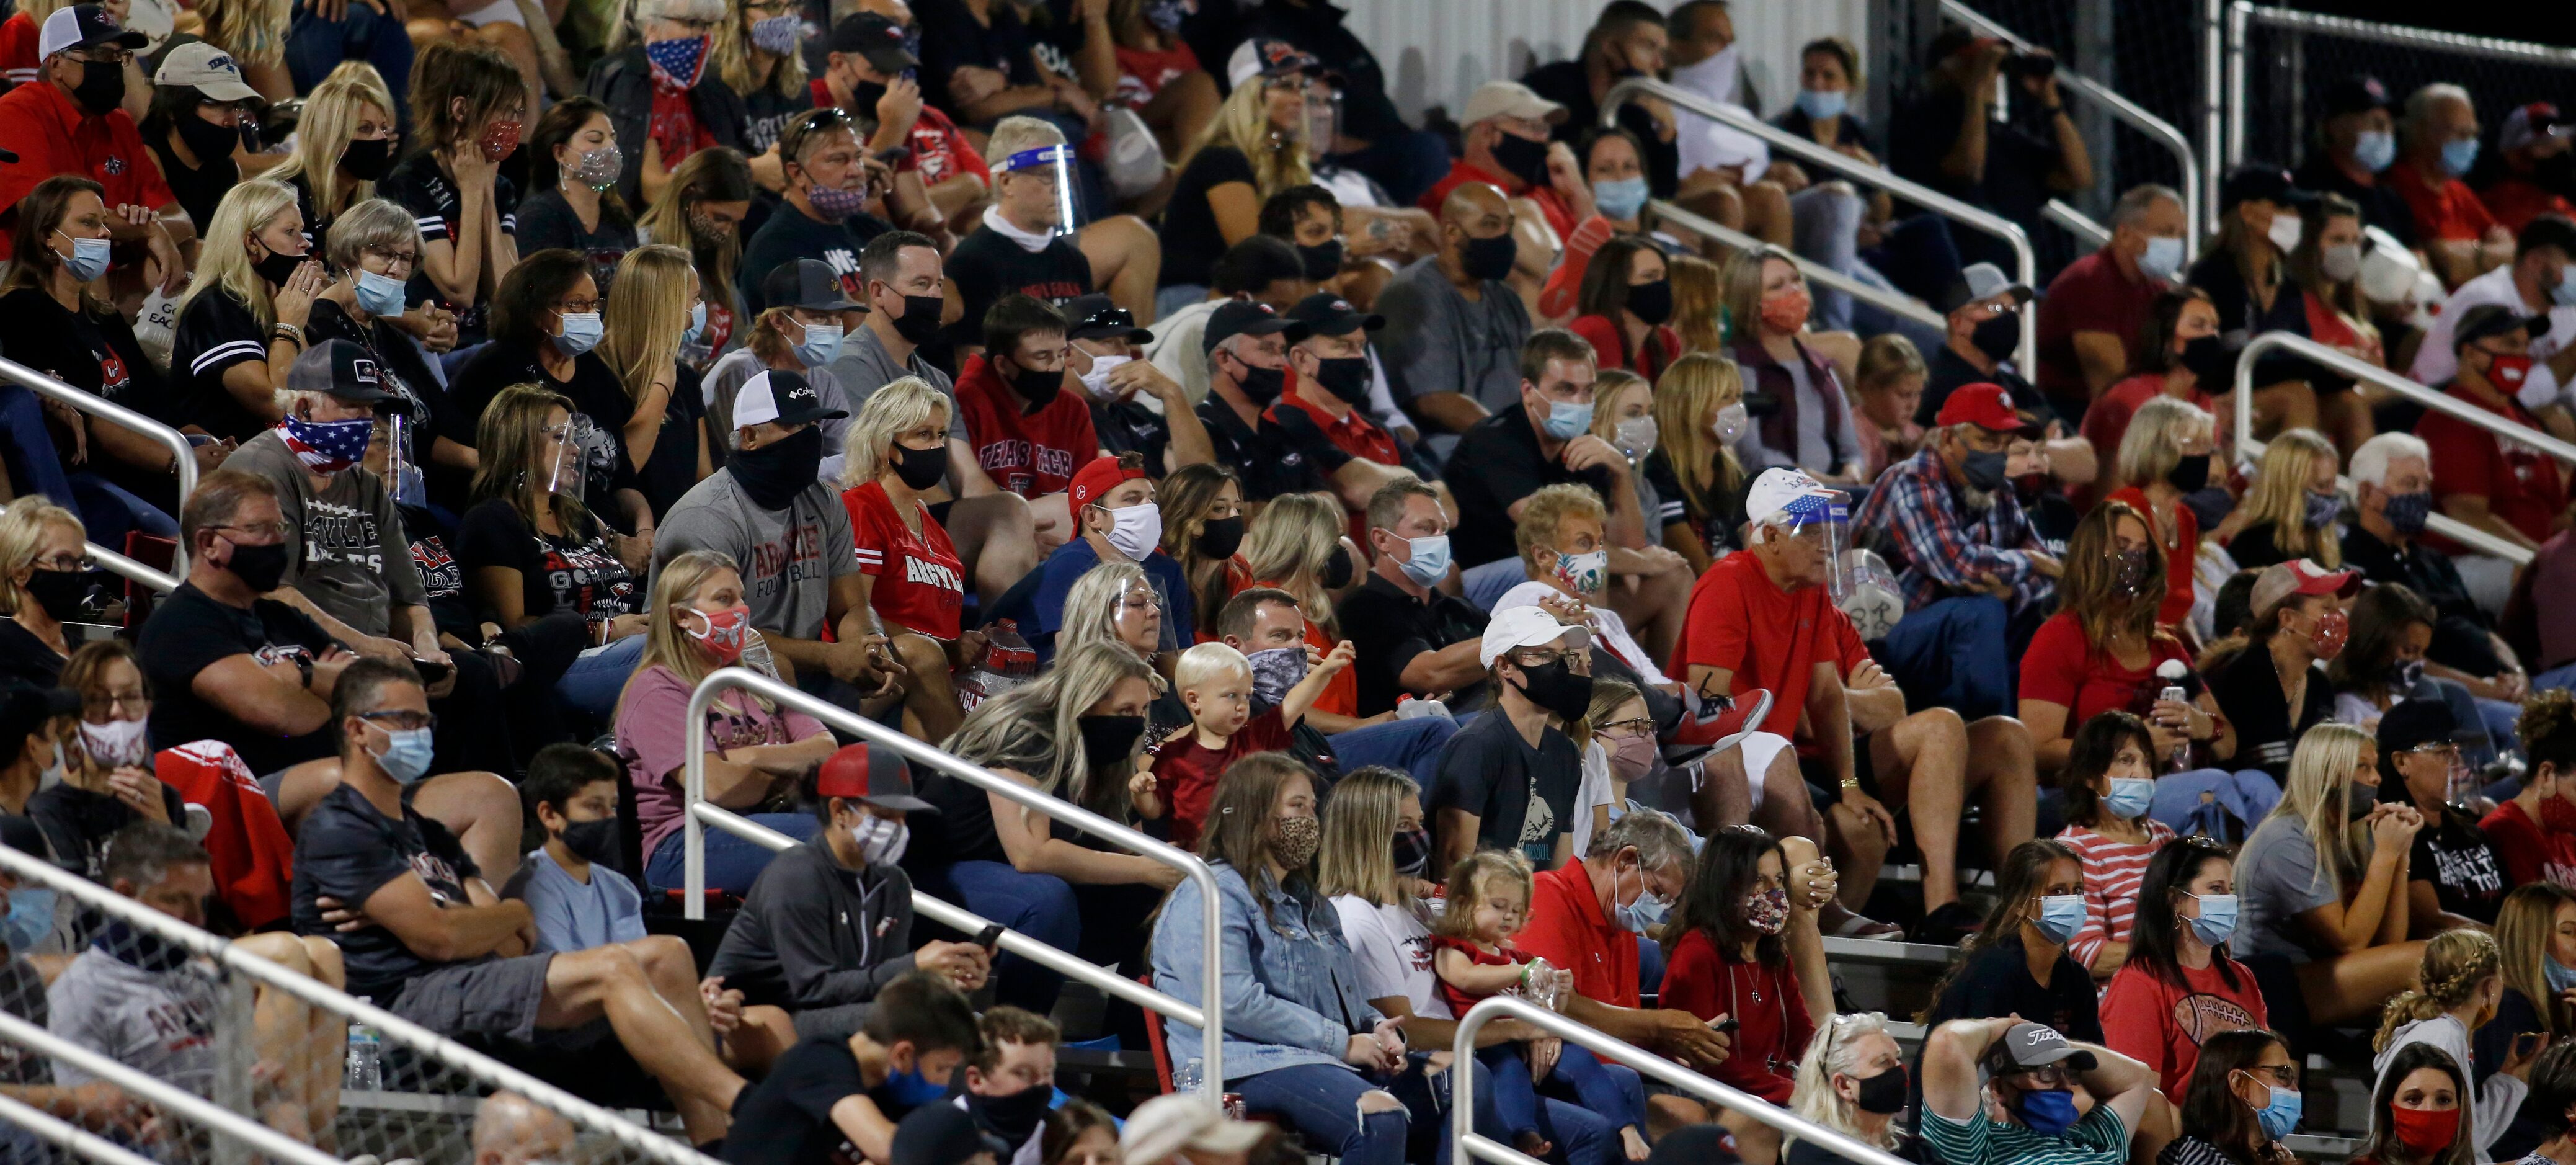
[1308,355,1372,405]
[252,248,306,287]
[71,60,123,115]
[1460,231,1517,282]
[1002,359,1063,408]
[222,538,291,592]
[2166,452,2211,494]
[1297,239,1344,281]
[1971,313,2021,363]
[890,441,948,491]
[1854,1067,1908,1115]
[1392,827,1431,878]
[732,424,825,511]
[1194,515,1245,560]
[560,818,623,868]
[2178,335,2231,385]
[174,113,241,168]
[887,292,944,346]
[851,79,888,115]
[1230,355,1287,404]
[1490,132,1552,187]
[1321,544,1354,589]
[1509,659,1594,722]
[968,1084,1052,1148]
[1626,279,1674,326]
[339,137,396,181]
[1077,713,1146,774]
[22,568,90,623]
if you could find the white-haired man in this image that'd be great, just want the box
[2388,82,2515,287]
[2343,431,2530,710]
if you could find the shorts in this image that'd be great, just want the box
[2240,953,2314,1054]
[388,953,559,1046]
[451,0,526,26]
[1734,731,1793,815]
[1797,733,1875,815]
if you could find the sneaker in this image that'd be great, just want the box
[1915,901,1984,947]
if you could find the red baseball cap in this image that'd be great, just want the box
[1068,455,1147,509]
[815,743,938,812]
[1933,383,2040,435]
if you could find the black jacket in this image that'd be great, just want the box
[582,47,752,208]
[705,833,917,1012]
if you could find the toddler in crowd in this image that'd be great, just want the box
[1150,640,1353,846]
[1432,851,1651,1161]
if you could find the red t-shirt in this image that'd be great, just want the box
[1429,935,1533,1020]
[955,354,1098,500]
[1672,551,1850,741]
[2019,612,2195,725]
[1419,158,1576,241]
[1568,314,1679,381]
[2387,158,2500,243]
[1517,857,1638,1010]
[2420,383,2568,547]
[2479,800,2576,890]
[2480,176,2576,235]
[0,79,177,261]
[1148,707,1290,847]
[2036,247,2167,403]
[2099,957,2268,1099]
[1539,216,1618,320]
[843,480,966,640]
[2107,486,2199,627]
[1659,929,1811,1103]
[0,13,37,86]
[1112,42,1201,105]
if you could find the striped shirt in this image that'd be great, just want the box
[1920,1098,2129,1165]
[2057,821,2175,970]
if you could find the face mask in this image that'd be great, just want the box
[886,292,944,346]
[1552,548,1607,596]
[850,813,910,865]
[2391,1105,2461,1156]
[1490,132,1551,187]
[1853,1066,1908,1115]
[479,118,523,162]
[2556,266,2576,309]
[731,425,825,510]
[72,60,122,115]
[1460,231,1517,282]
[1321,544,1354,589]
[851,79,887,115]
[1609,733,1656,782]
[2014,473,2051,505]
[1392,828,1431,878]
[1972,314,2022,363]
[1625,279,1674,326]
[1077,713,1146,774]
[1614,416,1658,459]
[683,300,709,345]
[1509,659,1594,723]
[1245,646,1308,710]
[2322,243,2364,283]
[2304,607,2349,660]
[685,605,751,663]
[882,1063,950,1108]
[2103,777,2155,820]
[24,568,91,623]
[78,716,148,769]
[1760,287,1812,334]
[2265,213,2303,255]
[2355,130,2397,172]
[2441,137,2480,177]
[2397,658,2426,691]
[2180,334,2232,385]
[890,441,947,491]
[2383,490,2433,536]
[222,538,291,592]
[1613,861,1669,932]
[1193,515,1245,560]
[1297,238,1344,281]
[750,13,801,54]
[1078,354,1132,401]
[807,180,872,220]
[2014,1087,2081,1136]
[1713,402,1750,444]
[645,34,711,89]
[340,136,396,180]
[1231,356,1287,404]
[1592,177,1650,221]
[968,1081,1052,1147]
[561,817,622,868]
[569,145,623,191]
[2187,891,2239,946]
[1741,886,1790,934]
[2140,234,2185,282]
[280,413,374,474]
[1960,447,2009,493]
[2547,957,2576,994]
[792,322,844,367]
[175,112,240,167]
[368,723,437,784]
[1795,88,1847,121]
[1396,534,1450,587]
[0,888,51,953]
[1271,814,1321,868]
[2166,453,2211,493]
[1098,501,1161,562]
[1308,355,1372,405]
[1539,398,1593,440]
[353,268,408,318]
[2251,1082,2302,1140]
[1144,0,1186,32]
[2033,893,2084,945]
[2545,793,2576,834]
[54,232,111,283]
[2303,490,2342,530]
[252,248,308,287]
[1003,358,1064,406]
[2347,779,2379,819]
[2485,352,2537,393]
[554,311,605,357]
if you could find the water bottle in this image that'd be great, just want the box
[2160,685,2191,771]
[345,1023,382,1091]
[960,620,1039,712]
[1173,1056,1204,1096]
[1395,695,1451,721]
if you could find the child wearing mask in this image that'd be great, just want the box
[1658,826,1837,1160]
[502,743,647,953]
[1148,640,1351,848]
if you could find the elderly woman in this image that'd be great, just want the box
[0,498,93,687]
[1784,1012,1921,1165]
[839,377,975,743]
[304,197,474,490]
[173,179,332,442]
[1151,752,1407,1165]
[1726,246,1863,483]
[582,0,749,206]
[2106,396,2220,629]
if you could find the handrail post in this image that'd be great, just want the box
[2225,2,2250,172]
[2203,0,2226,237]
[0,357,198,575]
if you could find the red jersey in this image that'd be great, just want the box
[2481,176,2576,235]
[2387,159,2500,243]
[1148,707,1290,847]
[1568,314,1679,380]
[2099,956,2268,1099]
[2420,382,2567,547]
[2479,799,2576,890]
[0,13,36,86]
[1419,157,1576,241]
[1659,929,1811,1103]
[1517,857,1638,1010]
[2107,486,2199,627]
[2018,612,2196,725]
[1428,935,1532,1020]
[1112,42,1200,105]
[955,354,1099,499]
[1672,550,1852,741]
[0,78,175,260]
[843,480,965,640]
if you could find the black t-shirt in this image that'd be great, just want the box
[171,288,279,442]
[455,498,641,623]
[915,0,1042,119]
[738,203,889,313]
[289,782,485,1001]
[944,228,1093,349]
[1425,706,1581,862]
[2206,646,2334,783]
[1194,398,1342,502]
[637,365,710,521]
[447,340,643,521]
[908,761,1011,867]
[2296,152,2419,249]
[741,83,813,157]
[720,1037,919,1165]
[1918,344,2057,431]
[0,287,178,506]
[0,622,64,689]
[1911,935,2101,1112]
[378,151,520,342]
[136,582,342,775]
[2412,806,2507,925]
[2186,251,2318,389]
[28,781,186,880]
[2343,525,2503,677]
[1161,146,1255,290]
[513,189,639,295]
[1642,448,1746,558]
[1523,60,1679,195]
[1338,573,1488,718]
[1448,405,1616,568]
[1888,87,2062,233]
[144,131,238,240]
[1785,1133,1924,1165]
[398,502,477,641]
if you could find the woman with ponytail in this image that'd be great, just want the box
[2372,929,2539,1160]
[2101,837,2267,1098]
[2482,692,2576,890]
[2162,1028,2300,1165]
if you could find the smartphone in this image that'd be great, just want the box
[875,146,912,165]
[973,922,1005,952]
[1712,1017,1741,1035]
[414,658,453,684]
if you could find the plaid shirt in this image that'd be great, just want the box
[1852,447,2055,612]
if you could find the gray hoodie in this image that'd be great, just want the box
[706,832,917,1013]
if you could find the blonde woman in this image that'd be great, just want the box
[1725,245,1862,481]
[838,377,974,743]
[2235,721,2429,1029]
[174,179,331,442]
[1849,333,1928,480]
[1787,1013,1917,1164]
[2492,883,2576,1048]
[1646,350,1751,572]
[1318,769,1456,1034]
[709,0,807,159]
[0,497,90,685]
[615,547,837,893]
[1243,492,1361,725]
[1055,559,1162,674]
[2105,395,2218,627]
[2373,929,2535,1159]
[636,146,756,370]
[599,243,714,517]
[1155,55,1317,315]
[270,64,401,251]
[2226,429,2343,570]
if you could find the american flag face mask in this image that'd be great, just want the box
[279,413,373,475]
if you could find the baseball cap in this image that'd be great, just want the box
[2219,164,2312,212]
[1224,37,1321,91]
[891,1102,1008,1165]
[2451,302,2551,353]
[2377,697,2482,757]
[1201,300,1310,358]
[1067,454,1147,509]
[1062,294,1153,344]
[732,369,848,429]
[1121,1095,1271,1165]
[0,684,81,752]
[2249,558,2359,619]
[1743,467,1843,527]
[2503,103,2572,153]
[1940,262,2033,313]
[2321,74,2394,120]
[1983,1022,2099,1078]
[153,41,260,103]
[286,340,401,405]
[828,12,917,73]
[817,743,937,813]
[1462,80,1566,127]
[39,4,143,59]
[1477,605,1589,670]
[1933,383,2040,435]
[1285,292,1383,337]
[763,259,863,313]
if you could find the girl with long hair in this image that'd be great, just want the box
[2081,285,2227,506]
[1644,350,1751,573]
[637,146,757,370]
[2101,837,2268,1098]
[2485,885,2576,1158]
[2226,429,2344,569]
[1156,63,1317,313]
[2484,692,2576,899]
[381,41,527,345]
[270,63,401,248]
[1848,333,1927,481]
[517,96,640,292]
[2162,1028,2300,1165]
[1919,839,2100,1045]
[2234,722,2430,1033]
[1669,254,1728,355]
[1569,236,1679,380]
[1725,245,1862,483]
[2051,712,2174,977]
[2283,192,2381,453]
[193,0,291,100]
[2330,584,2444,730]
[1156,463,1246,641]
[598,243,714,518]
[2373,929,2537,1160]
[1242,493,1358,723]
[174,179,331,441]
[837,378,974,744]
[709,0,809,161]
[2187,167,2322,437]
[2356,1042,2476,1165]
[1660,826,1836,1123]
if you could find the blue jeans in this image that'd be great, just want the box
[64,470,177,552]
[2539,661,2576,695]
[1475,1043,1640,1141]
[1329,716,1459,789]
[644,811,819,895]
[2147,769,2282,838]
[2476,696,2524,755]
[557,633,649,721]
[1462,558,1527,612]
[286,1,415,135]
[935,860,1079,1015]
[1875,596,2014,721]
[1231,1063,1407,1165]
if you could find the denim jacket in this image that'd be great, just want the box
[1150,861,1382,1082]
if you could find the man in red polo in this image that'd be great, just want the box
[0,4,185,278]
[2387,82,2514,287]
[1277,293,1401,470]
[1515,811,1731,1073]
[1418,80,1589,243]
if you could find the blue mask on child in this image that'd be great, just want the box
[2102,777,2155,820]
[2253,1082,2301,1140]
[1,888,52,952]
[2015,1088,2081,1136]
[884,1063,949,1107]
[683,301,708,344]
[2033,893,2084,945]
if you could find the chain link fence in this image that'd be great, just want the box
[2227,6,2576,179]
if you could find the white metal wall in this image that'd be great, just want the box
[1342,0,1877,125]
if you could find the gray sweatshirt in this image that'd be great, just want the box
[706,834,918,1013]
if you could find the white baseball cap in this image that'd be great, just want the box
[1743,467,1843,527]
[1462,80,1566,127]
[1478,605,1589,670]
[732,370,848,429]
[39,4,144,60]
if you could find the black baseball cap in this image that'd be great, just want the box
[2219,164,2314,212]
[828,12,917,73]
[890,1103,1008,1165]
[764,259,863,313]
[1062,294,1152,344]
[0,685,80,753]
[2452,302,2551,353]
[285,339,401,405]
[1200,300,1309,358]
[1285,292,1383,337]
[2321,74,2394,120]
[2378,697,2482,757]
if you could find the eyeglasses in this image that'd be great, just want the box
[357,710,437,731]
[1508,648,1588,668]
[82,690,146,716]
[32,556,95,574]
[2007,1065,2077,1087]
[69,47,132,66]
[1597,716,1656,738]
[1119,590,1163,612]
[556,298,603,315]
[2243,1063,2301,1088]
[363,246,420,275]
[213,522,293,542]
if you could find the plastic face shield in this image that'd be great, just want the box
[1769,492,1850,594]
[1303,85,1342,163]
[999,145,1077,239]
[386,411,427,508]
[543,415,602,508]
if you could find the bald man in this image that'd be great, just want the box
[1377,183,1536,435]
[474,1092,575,1165]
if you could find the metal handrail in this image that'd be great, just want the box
[680,667,1227,1094]
[1939,0,2203,262]
[0,1091,161,1165]
[2239,4,2576,65]
[2224,2,2250,174]
[1452,997,1914,1165]
[2202,0,2227,237]
[0,499,178,594]
[1646,201,1945,331]
[0,846,716,1165]
[1604,76,2038,370]
[0,358,197,575]
[2045,200,2112,251]
[0,1011,341,1165]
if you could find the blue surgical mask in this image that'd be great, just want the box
[883,1063,949,1107]
[683,300,708,344]
[2554,265,2576,308]
[554,311,605,356]
[2102,777,2155,820]
[1614,862,1669,933]
[1542,399,1594,440]
[355,269,407,318]
[55,231,111,283]
[2186,892,2239,947]
[2355,130,2397,173]
[1,888,53,952]
[2441,137,2480,177]
[2033,893,2084,945]
[2015,1087,2081,1136]
[1592,177,1650,221]
[371,725,437,784]
[2252,1081,2302,1140]
[1397,534,1450,587]
[1794,89,1847,122]
[2547,956,2576,994]
[2140,235,2185,282]
[794,323,844,367]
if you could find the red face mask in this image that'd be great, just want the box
[2391,1105,2461,1157]
[2485,352,2535,393]
[478,119,523,161]
[686,604,752,663]
[1760,286,1812,336]
[2307,608,2350,660]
